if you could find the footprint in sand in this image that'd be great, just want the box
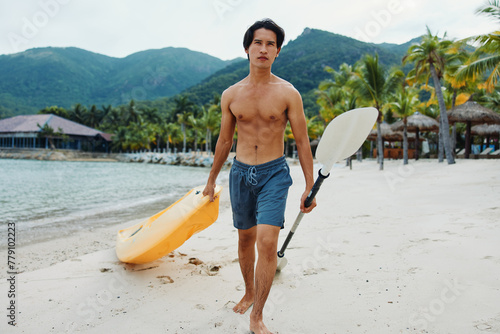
[475,323,492,331]
[482,256,500,264]
[157,275,174,284]
[123,261,162,271]
[200,264,221,276]
[407,267,420,274]
[187,257,222,276]
[189,257,204,265]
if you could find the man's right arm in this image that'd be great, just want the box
[203,89,236,201]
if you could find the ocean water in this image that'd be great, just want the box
[0,159,216,245]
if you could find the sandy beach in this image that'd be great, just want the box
[1,159,499,334]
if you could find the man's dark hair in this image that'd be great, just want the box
[243,18,285,51]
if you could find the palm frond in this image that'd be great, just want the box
[455,53,500,81]
[475,0,500,23]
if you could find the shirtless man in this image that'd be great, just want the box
[202,19,316,334]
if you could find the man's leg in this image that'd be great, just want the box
[233,226,257,314]
[250,224,280,334]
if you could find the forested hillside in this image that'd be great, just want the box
[0,28,418,119]
[0,47,232,116]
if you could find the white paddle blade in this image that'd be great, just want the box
[315,107,378,173]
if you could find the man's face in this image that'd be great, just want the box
[245,28,281,67]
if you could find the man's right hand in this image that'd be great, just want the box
[202,183,216,202]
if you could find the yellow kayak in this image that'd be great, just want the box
[116,185,222,264]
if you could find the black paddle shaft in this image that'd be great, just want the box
[304,169,330,207]
[278,169,330,257]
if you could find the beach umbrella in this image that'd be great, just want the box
[391,112,439,160]
[447,100,500,158]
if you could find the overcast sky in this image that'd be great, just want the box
[1,0,497,60]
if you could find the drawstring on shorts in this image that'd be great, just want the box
[246,166,258,186]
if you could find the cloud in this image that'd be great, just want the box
[0,0,497,60]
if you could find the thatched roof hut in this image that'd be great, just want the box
[447,101,500,158]
[391,112,439,132]
[367,123,400,142]
[391,112,439,160]
[447,101,500,125]
[471,124,500,150]
[471,124,500,136]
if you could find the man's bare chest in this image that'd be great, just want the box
[229,91,288,122]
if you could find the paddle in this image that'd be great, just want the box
[276,107,378,271]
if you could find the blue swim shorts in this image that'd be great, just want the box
[229,155,293,230]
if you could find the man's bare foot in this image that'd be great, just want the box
[250,313,272,334]
[233,293,254,314]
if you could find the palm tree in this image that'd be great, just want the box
[188,113,203,153]
[306,115,323,141]
[177,112,192,153]
[112,126,129,152]
[71,103,87,125]
[480,89,500,111]
[200,103,221,156]
[141,107,162,124]
[156,123,170,152]
[85,105,102,129]
[100,106,122,133]
[316,63,356,125]
[167,123,183,153]
[140,107,163,150]
[455,1,500,92]
[143,123,158,151]
[39,106,70,119]
[101,105,113,118]
[351,53,404,170]
[37,123,56,149]
[444,45,476,154]
[316,88,344,125]
[403,28,455,164]
[385,86,420,164]
[125,100,142,125]
[173,95,195,153]
[158,123,179,153]
[477,0,500,20]
[126,122,155,151]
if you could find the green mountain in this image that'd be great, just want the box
[184,29,420,113]
[0,47,232,116]
[0,28,421,118]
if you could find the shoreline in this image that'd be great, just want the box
[0,148,120,162]
[0,148,237,167]
[1,159,499,333]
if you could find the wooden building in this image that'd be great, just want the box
[0,114,112,152]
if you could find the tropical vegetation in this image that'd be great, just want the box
[455,0,500,92]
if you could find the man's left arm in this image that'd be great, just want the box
[287,86,316,213]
